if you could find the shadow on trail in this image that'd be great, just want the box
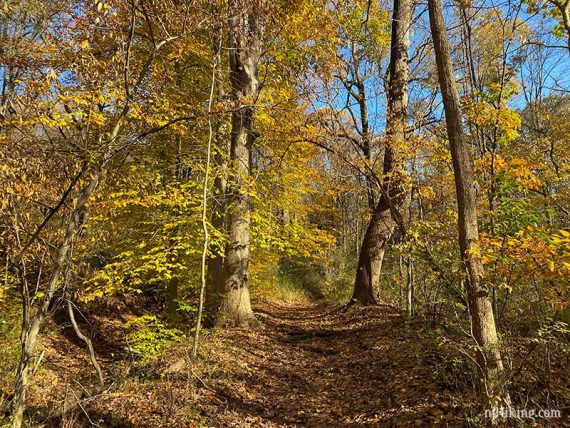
[200,301,476,427]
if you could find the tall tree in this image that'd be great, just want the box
[216,0,267,326]
[428,0,508,403]
[351,0,411,305]
[204,21,228,327]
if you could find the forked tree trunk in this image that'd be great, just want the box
[216,0,266,327]
[428,0,508,403]
[351,0,411,305]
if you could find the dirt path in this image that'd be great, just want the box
[197,301,474,427]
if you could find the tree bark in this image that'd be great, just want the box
[351,0,411,305]
[406,257,414,318]
[358,85,376,212]
[216,0,266,327]
[165,276,179,326]
[204,32,227,327]
[192,40,218,358]
[11,170,100,428]
[428,0,508,403]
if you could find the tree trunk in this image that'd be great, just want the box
[428,0,508,403]
[204,163,226,325]
[352,202,393,304]
[204,33,227,327]
[351,0,411,305]
[406,257,414,318]
[192,40,218,358]
[11,171,99,428]
[216,0,266,327]
[359,89,376,212]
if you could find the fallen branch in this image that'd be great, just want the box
[67,300,104,386]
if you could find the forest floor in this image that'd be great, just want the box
[19,299,484,427]
[7,299,568,427]
[187,301,478,427]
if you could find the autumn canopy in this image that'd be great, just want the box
[0,0,569,426]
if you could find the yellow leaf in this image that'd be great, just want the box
[47,69,57,80]
[80,39,89,49]
[559,229,570,237]
[548,260,555,272]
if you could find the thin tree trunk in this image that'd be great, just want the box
[355,79,375,212]
[351,0,411,305]
[192,42,218,358]
[428,0,508,403]
[9,24,176,425]
[11,170,100,428]
[66,300,104,386]
[355,216,359,253]
[204,32,227,327]
[406,257,414,318]
[216,0,266,327]
[399,255,405,308]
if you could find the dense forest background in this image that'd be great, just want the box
[0,0,569,426]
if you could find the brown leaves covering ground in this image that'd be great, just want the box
[190,301,476,427]
[24,300,569,427]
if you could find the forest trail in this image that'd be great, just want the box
[195,301,473,427]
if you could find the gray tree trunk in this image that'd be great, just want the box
[216,0,266,327]
[428,0,508,403]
